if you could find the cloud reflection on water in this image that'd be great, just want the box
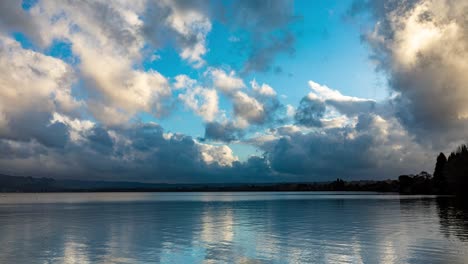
[0,193,467,263]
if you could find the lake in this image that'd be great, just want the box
[0,192,467,263]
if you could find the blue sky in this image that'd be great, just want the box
[0,0,466,182]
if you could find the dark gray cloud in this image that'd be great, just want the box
[326,99,376,117]
[2,111,69,149]
[204,121,244,142]
[87,127,114,153]
[257,113,432,180]
[294,97,326,127]
[0,121,276,183]
[0,0,38,40]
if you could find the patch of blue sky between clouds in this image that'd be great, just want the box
[12,32,36,50]
[21,0,37,11]
[252,0,388,109]
[45,40,80,65]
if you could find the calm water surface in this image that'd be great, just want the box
[0,192,467,263]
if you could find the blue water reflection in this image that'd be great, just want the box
[0,192,467,263]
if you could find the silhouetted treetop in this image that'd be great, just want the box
[441,144,468,196]
[433,152,448,194]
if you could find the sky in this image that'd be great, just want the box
[0,0,467,183]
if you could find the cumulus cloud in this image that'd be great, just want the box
[307,81,376,116]
[294,96,326,127]
[0,120,253,182]
[173,74,196,90]
[0,1,298,182]
[202,69,286,141]
[1,0,459,183]
[293,80,377,128]
[0,1,39,40]
[207,68,246,94]
[25,0,172,125]
[351,0,468,146]
[254,113,431,180]
[197,142,238,167]
[251,79,277,97]
[204,121,244,142]
[0,35,79,146]
[145,0,212,68]
[231,91,266,127]
[179,86,219,122]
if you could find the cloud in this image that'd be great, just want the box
[232,91,265,126]
[255,113,431,180]
[173,74,220,122]
[204,121,244,142]
[173,74,196,90]
[0,2,297,182]
[0,35,79,146]
[143,0,299,73]
[204,68,285,135]
[26,1,172,125]
[179,86,219,122]
[0,121,273,183]
[0,1,39,40]
[294,96,326,127]
[0,1,457,183]
[242,31,296,74]
[293,80,377,128]
[219,0,298,73]
[197,142,238,167]
[286,104,296,118]
[307,81,376,116]
[145,0,212,68]
[207,68,246,94]
[251,79,277,97]
[51,113,94,143]
[351,0,468,146]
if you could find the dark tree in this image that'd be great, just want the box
[445,144,468,196]
[330,178,345,191]
[433,152,448,194]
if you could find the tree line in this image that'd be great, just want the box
[398,144,468,196]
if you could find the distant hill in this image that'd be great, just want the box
[0,174,172,192]
[0,174,57,192]
[0,174,401,193]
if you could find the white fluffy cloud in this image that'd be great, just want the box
[156,0,211,68]
[206,68,284,130]
[0,35,80,140]
[307,81,376,116]
[179,86,219,122]
[251,79,277,97]
[232,91,265,127]
[357,0,468,146]
[197,142,238,167]
[173,74,196,90]
[207,68,246,94]
[25,1,171,125]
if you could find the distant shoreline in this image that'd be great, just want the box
[0,173,429,194]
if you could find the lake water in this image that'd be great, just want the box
[0,192,467,263]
